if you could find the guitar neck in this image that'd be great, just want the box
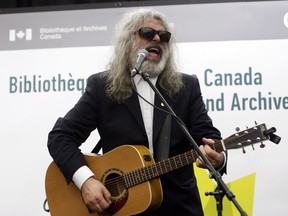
[124,141,224,188]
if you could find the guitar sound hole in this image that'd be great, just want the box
[104,172,126,197]
[102,169,129,215]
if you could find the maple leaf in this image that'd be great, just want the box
[16,30,25,40]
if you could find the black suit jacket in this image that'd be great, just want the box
[48,71,223,216]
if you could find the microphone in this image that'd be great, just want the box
[131,49,149,77]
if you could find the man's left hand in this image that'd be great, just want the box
[196,138,225,169]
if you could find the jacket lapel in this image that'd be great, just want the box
[153,84,172,143]
[124,81,172,150]
[124,91,146,132]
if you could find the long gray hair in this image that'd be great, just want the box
[105,8,183,103]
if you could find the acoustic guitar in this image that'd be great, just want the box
[45,123,277,216]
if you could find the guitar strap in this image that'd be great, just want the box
[153,114,171,162]
[92,140,102,154]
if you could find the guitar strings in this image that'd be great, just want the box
[103,136,235,193]
[102,150,200,194]
[102,127,258,194]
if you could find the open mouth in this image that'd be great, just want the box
[145,45,162,61]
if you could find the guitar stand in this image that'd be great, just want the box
[205,186,225,216]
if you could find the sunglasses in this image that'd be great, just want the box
[137,27,171,43]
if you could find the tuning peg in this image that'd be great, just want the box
[235,127,240,132]
[263,127,276,136]
[269,133,281,144]
[260,142,265,148]
[251,145,255,150]
[242,147,246,154]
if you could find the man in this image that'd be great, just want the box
[48,8,226,216]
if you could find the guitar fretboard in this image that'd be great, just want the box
[124,141,224,188]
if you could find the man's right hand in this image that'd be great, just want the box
[81,176,112,215]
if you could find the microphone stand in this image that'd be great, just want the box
[136,71,248,216]
[205,186,225,216]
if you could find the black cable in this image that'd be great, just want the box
[43,198,50,212]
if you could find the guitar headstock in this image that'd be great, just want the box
[223,123,279,152]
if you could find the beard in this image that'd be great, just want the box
[141,54,168,78]
[129,42,170,78]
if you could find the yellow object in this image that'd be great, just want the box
[194,164,256,216]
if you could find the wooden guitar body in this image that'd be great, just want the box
[45,145,163,216]
[45,123,277,215]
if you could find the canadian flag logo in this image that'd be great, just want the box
[9,29,32,41]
